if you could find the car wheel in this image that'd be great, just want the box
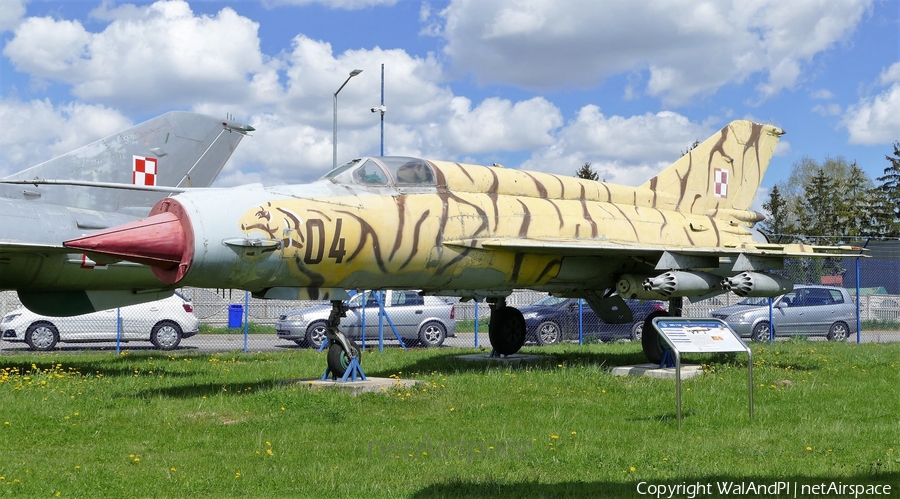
[304,321,328,349]
[751,322,771,342]
[25,322,59,351]
[418,321,446,348]
[640,311,670,364]
[536,321,561,345]
[826,322,850,342]
[630,321,644,341]
[151,321,183,350]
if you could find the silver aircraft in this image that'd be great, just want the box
[0,111,253,315]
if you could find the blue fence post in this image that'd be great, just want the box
[474,300,479,348]
[578,299,584,345]
[856,257,861,344]
[243,291,249,353]
[768,297,774,343]
[378,291,385,352]
[360,292,366,351]
[116,307,122,355]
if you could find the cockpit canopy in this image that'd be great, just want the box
[322,157,436,187]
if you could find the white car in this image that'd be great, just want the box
[1,293,199,351]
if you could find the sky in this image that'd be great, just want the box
[0,0,898,211]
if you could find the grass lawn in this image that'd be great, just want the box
[0,341,896,498]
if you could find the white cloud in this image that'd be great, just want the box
[3,0,273,112]
[844,83,900,145]
[812,103,842,116]
[262,0,398,9]
[520,108,711,185]
[0,99,131,176]
[880,61,900,84]
[437,0,872,105]
[0,0,27,32]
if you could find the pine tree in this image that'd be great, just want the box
[575,162,599,181]
[876,141,900,236]
[759,184,794,241]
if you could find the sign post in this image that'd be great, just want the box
[651,317,753,429]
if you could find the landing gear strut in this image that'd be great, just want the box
[324,300,361,377]
[487,297,526,355]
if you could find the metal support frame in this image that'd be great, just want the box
[321,355,367,382]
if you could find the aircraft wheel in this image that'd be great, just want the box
[826,322,850,342]
[327,340,361,377]
[751,322,771,342]
[640,311,670,364]
[304,321,328,349]
[151,321,183,350]
[536,321,561,345]
[488,307,526,355]
[26,322,59,351]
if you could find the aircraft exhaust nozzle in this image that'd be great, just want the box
[721,272,794,297]
[63,198,194,285]
[642,271,723,297]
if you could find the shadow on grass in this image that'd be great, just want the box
[410,472,900,499]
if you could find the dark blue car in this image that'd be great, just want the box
[520,296,667,345]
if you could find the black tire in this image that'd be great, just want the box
[640,311,670,364]
[326,340,361,377]
[630,321,643,341]
[826,322,850,342]
[418,321,446,348]
[751,321,771,342]
[25,321,59,351]
[488,307,526,355]
[151,321,183,350]
[304,321,328,349]
[536,321,561,345]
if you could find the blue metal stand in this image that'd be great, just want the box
[321,356,367,382]
[659,349,675,368]
[489,349,505,358]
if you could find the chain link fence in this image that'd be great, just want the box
[2,248,899,354]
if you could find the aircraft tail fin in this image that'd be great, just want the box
[1,111,252,214]
[640,120,783,215]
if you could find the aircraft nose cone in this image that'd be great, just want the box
[63,198,194,284]
[65,212,185,268]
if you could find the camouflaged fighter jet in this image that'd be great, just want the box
[63,120,863,371]
[0,111,253,315]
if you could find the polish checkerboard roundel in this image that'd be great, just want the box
[714,167,728,198]
[133,155,158,186]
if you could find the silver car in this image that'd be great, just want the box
[1,293,199,351]
[710,285,856,341]
[276,290,457,348]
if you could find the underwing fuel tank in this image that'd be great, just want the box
[721,272,794,297]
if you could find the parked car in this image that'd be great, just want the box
[276,290,457,348]
[1,292,199,351]
[710,284,856,341]
[520,296,667,345]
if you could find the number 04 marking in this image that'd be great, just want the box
[303,218,345,264]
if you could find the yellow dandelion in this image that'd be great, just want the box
[630,466,636,472]
[170,467,177,472]
[550,434,559,439]
[806,446,812,451]
[266,449,273,456]
[571,431,577,435]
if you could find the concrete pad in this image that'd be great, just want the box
[453,353,553,365]
[611,363,704,380]
[295,377,420,396]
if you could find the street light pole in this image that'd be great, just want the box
[333,69,363,170]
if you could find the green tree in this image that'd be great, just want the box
[875,141,900,236]
[759,184,794,241]
[796,168,840,242]
[575,162,599,181]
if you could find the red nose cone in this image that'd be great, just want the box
[65,212,185,268]
[64,198,194,284]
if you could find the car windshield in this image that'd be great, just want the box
[736,296,774,306]
[530,296,568,306]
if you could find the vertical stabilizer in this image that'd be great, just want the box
[641,120,783,215]
[0,112,251,214]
